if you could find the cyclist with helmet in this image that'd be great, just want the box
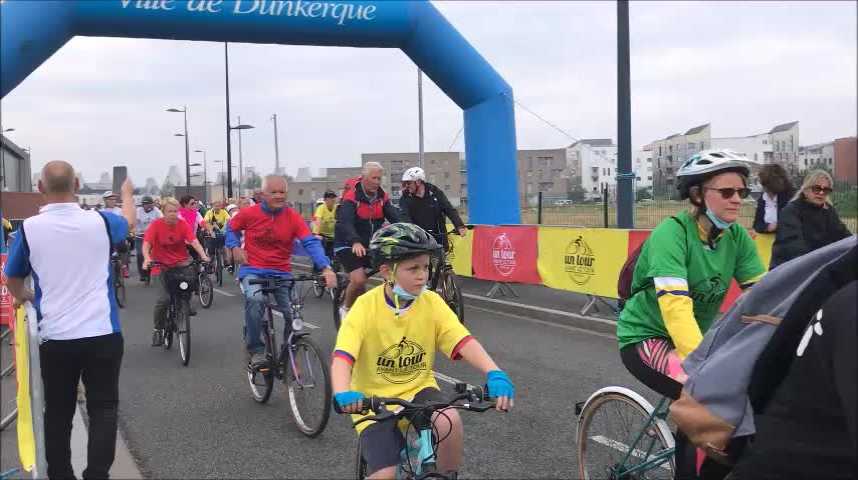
[332,223,515,480]
[312,190,338,263]
[616,149,766,476]
[103,190,132,277]
[398,166,467,251]
[134,196,162,282]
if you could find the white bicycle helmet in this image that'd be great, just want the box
[676,149,751,200]
[225,203,238,213]
[102,190,116,199]
[402,167,426,182]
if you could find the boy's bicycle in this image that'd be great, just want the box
[151,262,196,366]
[575,386,675,479]
[245,274,332,437]
[335,383,496,480]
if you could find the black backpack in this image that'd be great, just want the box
[617,216,684,308]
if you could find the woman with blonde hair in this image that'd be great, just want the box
[770,169,852,269]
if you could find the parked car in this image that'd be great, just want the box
[553,199,574,206]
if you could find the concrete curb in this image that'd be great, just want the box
[73,394,143,479]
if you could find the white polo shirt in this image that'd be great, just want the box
[3,203,129,341]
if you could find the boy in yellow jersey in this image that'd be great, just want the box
[332,223,514,480]
[312,190,338,261]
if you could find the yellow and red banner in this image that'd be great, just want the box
[537,227,630,298]
[15,307,36,471]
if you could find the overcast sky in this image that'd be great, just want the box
[2,0,855,186]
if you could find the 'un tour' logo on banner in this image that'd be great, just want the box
[491,233,516,277]
[565,235,596,285]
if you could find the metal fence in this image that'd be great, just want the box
[293,180,857,233]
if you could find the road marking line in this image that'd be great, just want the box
[214,288,236,297]
[463,294,616,327]
[589,435,672,471]
[468,305,615,340]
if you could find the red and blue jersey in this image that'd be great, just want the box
[225,202,330,278]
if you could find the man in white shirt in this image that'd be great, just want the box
[4,161,136,480]
[134,196,162,282]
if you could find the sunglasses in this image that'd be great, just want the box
[705,187,750,200]
[810,185,833,195]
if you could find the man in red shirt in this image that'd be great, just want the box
[142,197,209,346]
[226,175,336,366]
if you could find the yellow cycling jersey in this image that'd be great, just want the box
[204,209,230,230]
[312,203,337,238]
[334,285,471,433]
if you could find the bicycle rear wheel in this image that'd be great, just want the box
[577,391,674,480]
[438,269,464,324]
[198,273,214,308]
[247,364,274,404]
[285,336,332,437]
[354,437,368,480]
[177,300,191,366]
[114,267,127,309]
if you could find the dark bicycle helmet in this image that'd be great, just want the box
[676,149,751,202]
[369,223,439,267]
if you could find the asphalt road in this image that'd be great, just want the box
[103,264,649,480]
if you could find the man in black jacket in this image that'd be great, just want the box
[334,162,400,317]
[398,167,468,290]
[398,167,467,249]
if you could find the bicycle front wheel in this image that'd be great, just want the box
[332,275,349,331]
[285,336,332,437]
[198,273,214,308]
[577,391,675,480]
[215,252,224,287]
[177,300,191,366]
[438,269,464,324]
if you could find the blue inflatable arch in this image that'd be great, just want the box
[1,0,520,224]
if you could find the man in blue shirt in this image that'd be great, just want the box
[4,161,136,480]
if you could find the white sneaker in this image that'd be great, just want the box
[338,306,349,320]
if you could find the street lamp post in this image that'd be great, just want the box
[224,42,234,199]
[229,117,255,198]
[271,113,280,174]
[166,106,191,192]
[194,149,208,203]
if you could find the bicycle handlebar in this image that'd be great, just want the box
[333,383,497,422]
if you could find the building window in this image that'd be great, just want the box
[647,176,652,180]
[444,171,450,179]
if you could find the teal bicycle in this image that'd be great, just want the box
[576,387,675,479]
[337,383,496,480]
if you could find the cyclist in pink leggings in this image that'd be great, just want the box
[616,150,766,479]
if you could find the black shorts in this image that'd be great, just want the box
[358,387,443,475]
[337,248,372,274]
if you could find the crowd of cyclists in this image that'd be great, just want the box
[3,149,854,479]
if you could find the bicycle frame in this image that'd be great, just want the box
[256,277,313,380]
